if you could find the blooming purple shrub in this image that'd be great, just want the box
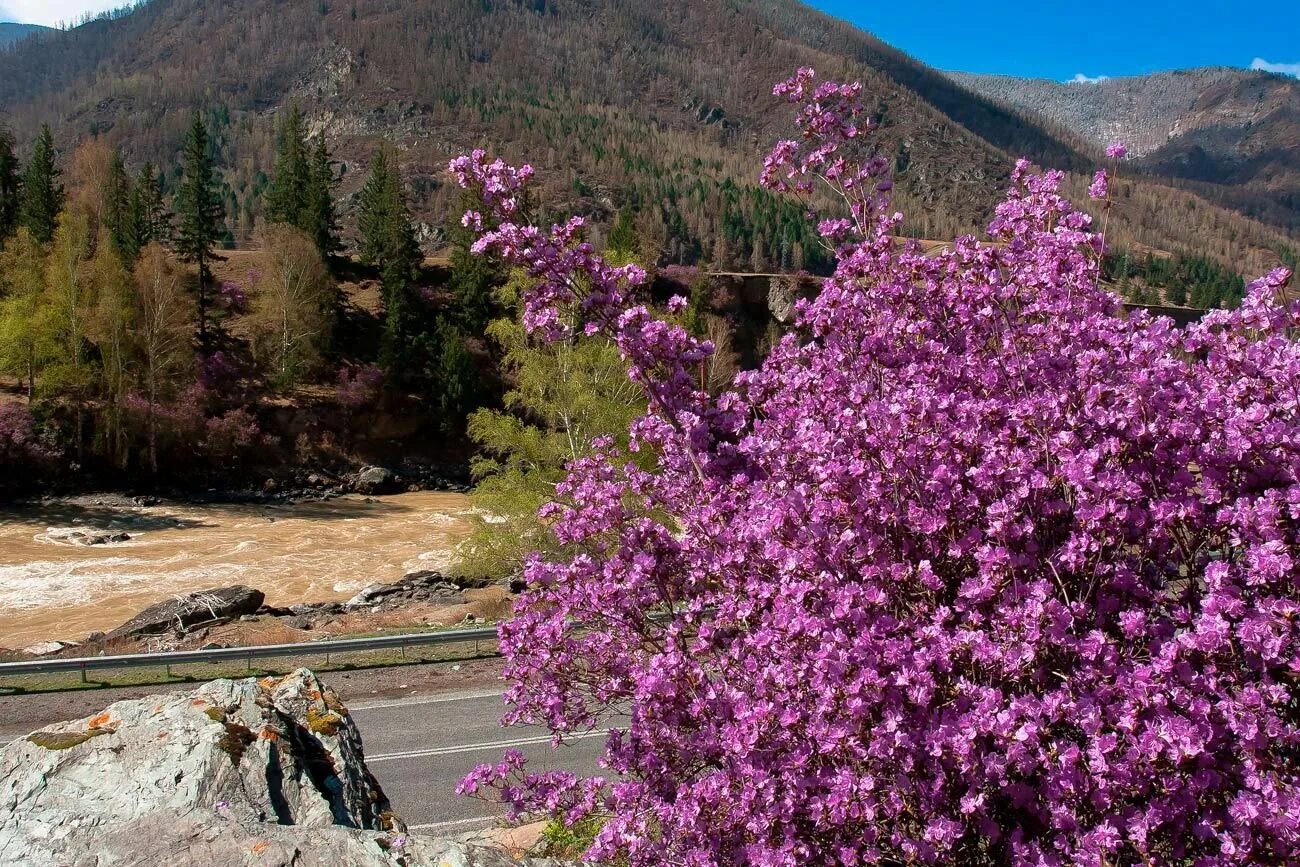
[453,68,1300,866]
[335,364,386,411]
[0,402,53,468]
[217,280,249,314]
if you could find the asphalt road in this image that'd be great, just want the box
[350,688,611,835]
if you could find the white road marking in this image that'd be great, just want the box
[368,729,607,762]
[349,689,505,712]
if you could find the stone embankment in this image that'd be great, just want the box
[7,571,511,661]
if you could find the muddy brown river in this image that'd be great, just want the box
[0,492,473,648]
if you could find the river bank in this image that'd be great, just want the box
[0,489,485,649]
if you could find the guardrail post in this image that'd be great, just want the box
[80,662,87,684]
[166,664,172,678]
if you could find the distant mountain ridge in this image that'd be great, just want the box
[949,67,1300,232]
[0,22,51,48]
[0,0,1292,276]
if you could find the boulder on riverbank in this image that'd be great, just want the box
[104,585,266,641]
[0,669,560,866]
[351,465,400,495]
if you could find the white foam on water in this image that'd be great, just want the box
[0,558,247,611]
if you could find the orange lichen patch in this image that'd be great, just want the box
[87,713,112,729]
[251,841,270,855]
[258,727,280,742]
[153,705,164,713]
[190,698,208,707]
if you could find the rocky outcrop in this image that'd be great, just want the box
[0,669,558,866]
[352,466,400,495]
[104,585,266,641]
[345,570,477,608]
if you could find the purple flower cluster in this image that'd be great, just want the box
[452,69,1299,866]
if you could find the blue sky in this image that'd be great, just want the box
[811,0,1300,80]
[3,0,1298,81]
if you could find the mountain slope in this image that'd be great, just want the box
[950,68,1300,232]
[0,22,50,48]
[0,0,1292,276]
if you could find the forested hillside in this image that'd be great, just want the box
[0,0,1293,276]
[0,23,49,49]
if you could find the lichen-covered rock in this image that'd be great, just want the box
[0,669,559,866]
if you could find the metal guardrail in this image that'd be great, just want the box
[0,626,502,683]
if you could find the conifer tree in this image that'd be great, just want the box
[0,127,20,245]
[19,124,63,244]
[358,147,418,275]
[607,207,637,255]
[102,148,132,262]
[448,191,495,332]
[126,162,171,256]
[174,112,226,349]
[303,133,340,260]
[431,316,477,434]
[266,106,310,226]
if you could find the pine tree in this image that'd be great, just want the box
[378,258,414,376]
[303,134,340,260]
[102,148,133,262]
[174,112,226,349]
[0,127,20,245]
[19,124,63,244]
[431,317,477,434]
[448,191,495,332]
[126,162,171,256]
[607,207,637,255]
[266,106,310,226]
[358,147,418,275]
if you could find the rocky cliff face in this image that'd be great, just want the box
[0,669,557,866]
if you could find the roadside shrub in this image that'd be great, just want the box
[455,69,1299,865]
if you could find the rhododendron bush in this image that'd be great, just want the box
[453,69,1300,865]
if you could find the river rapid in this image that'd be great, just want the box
[0,491,473,649]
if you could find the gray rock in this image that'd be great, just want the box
[353,466,398,495]
[105,586,266,641]
[0,669,559,866]
[19,640,79,657]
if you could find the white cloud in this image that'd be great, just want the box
[0,1,124,27]
[1250,58,1300,78]
[1067,73,1110,84]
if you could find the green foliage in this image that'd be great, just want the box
[266,106,311,225]
[448,191,496,332]
[358,147,418,276]
[606,206,637,255]
[1104,249,1247,310]
[431,317,477,434]
[303,134,341,259]
[0,228,59,396]
[453,271,645,581]
[174,112,227,346]
[125,162,171,256]
[541,816,608,859]
[18,124,63,244]
[265,104,338,260]
[101,148,133,262]
[0,126,19,244]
